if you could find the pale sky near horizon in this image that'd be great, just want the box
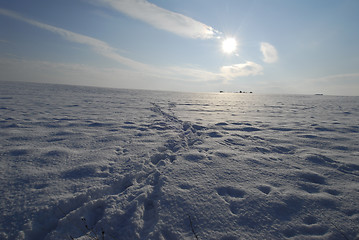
[0,0,358,95]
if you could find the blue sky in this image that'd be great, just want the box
[1,0,358,95]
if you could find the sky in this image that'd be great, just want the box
[0,0,358,95]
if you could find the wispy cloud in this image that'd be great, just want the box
[260,42,278,63]
[0,7,151,71]
[0,7,262,89]
[220,61,263,81]
[90,0,220,39]
[0,8,221,83]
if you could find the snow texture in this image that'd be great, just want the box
[1,81,359,240]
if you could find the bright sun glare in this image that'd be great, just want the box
[222,37,237,54]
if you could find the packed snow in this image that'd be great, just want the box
[1,81,358,240]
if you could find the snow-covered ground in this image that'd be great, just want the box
[1,81,358,240]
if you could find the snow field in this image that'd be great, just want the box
[1,81,358,239]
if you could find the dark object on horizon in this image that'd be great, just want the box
[234,91,253,93]
[315,94,324,96]
[219,91,224,93]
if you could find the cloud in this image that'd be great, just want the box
[260,42,278,63]
[91,0,220,39]
[0,8,221,83]
[220,61,263,80]
[1,7,264,91]
[0,7,152,71]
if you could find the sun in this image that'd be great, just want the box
[222,37,237,54]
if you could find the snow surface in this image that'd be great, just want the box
[1,81,359,240]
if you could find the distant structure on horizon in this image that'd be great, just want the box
[219,91,253,93]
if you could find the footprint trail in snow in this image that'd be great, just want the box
[1,82,359,239]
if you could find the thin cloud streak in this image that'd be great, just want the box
[91,0,221,39]
[0,7,151,71]
[260,42,278,63]
[0,8,261,86]
[0,7,217,81]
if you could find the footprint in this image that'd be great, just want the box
[178,183,193,190]
[115,147,129,155]
[232,122,252,126]
[298,183,321,193]
[338,163,359,173]
[192,124,205,131]
[257,185,271,195]
[303,215,317,225]
[183,153,206,162]
[216,186,246,198]
[297,224,328,236]
[239,127,261,132]
[208,131,223,138]
[44,149,69,158]
[215,122,229,126]
[298,171,326,185]
[229,202,241,214]
[271,145,294,154]
[214,151,232,158]
[305,154,335,166]
[9,149,30,156]
[150,153,168,165]
[224,138,245,146]
[324,189,341,196]
[120,125,137,129]
[282,214,328,238]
